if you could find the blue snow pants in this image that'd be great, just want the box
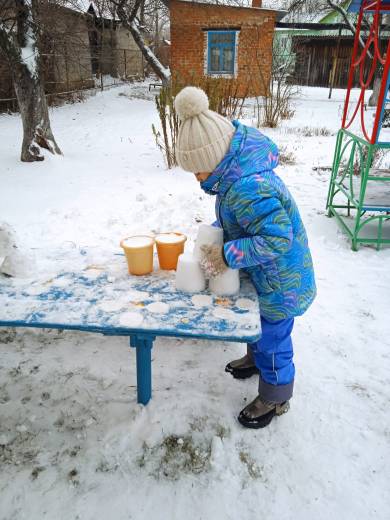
[248,316,295,403]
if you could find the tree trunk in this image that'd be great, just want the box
[0,0,62,162]
[326,0,372,59]
[128,19,170,85]
[368,74,382,107]
[12,57,61,161]
[114,0,170,85]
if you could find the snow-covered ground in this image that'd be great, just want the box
[0,84,389,520]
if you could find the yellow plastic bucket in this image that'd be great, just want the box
[120,235,155,275]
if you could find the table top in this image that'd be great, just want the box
[0,251,261,343]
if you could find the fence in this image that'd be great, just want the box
[0,48,145,113]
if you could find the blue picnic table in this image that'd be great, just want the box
[0,250,261,404]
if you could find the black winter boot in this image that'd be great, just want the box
[225,345,259,379]
[238,395,290,429]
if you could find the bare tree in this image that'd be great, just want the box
[326,0,374,55]
[142,0,169,49]
[109,0,170,83]
[287,0,367,50]
[285,0,328,20]
[0,0,62,162]
[324,0,382,105]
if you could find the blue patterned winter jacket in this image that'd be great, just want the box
[201,121,316,321]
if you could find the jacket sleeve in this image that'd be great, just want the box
[223,185,293,269]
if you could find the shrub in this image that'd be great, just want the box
[152,84,179,169]
[278,145,296,165]
[256,36,299,128]
[152,75,248,169]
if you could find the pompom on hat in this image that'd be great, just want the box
[174,86,235,173]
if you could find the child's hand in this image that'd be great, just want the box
[200,245,228,278]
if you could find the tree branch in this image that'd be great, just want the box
[111,0,170,82]
[129,0,143,20]
[0,22,19,64]
[326,0,372,58]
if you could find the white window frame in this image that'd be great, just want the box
[204,29,240,79]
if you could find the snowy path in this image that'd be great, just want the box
[0,85,389,520]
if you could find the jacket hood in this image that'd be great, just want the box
[200,121,279,196]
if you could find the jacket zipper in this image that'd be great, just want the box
[217,196,223,228]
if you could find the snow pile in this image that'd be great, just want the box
[193,224,224,259]
[0,84,389,520]
[176,252,206,293]
[209,267,240,296]
[20,20,39,78]
[122,236,154,248]
[155,233,186,244]
[0,222,34,278]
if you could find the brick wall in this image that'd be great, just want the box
[170,0,277,97]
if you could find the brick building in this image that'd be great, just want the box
[170,0,285,97]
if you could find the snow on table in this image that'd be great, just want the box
[0,253,260,343]
[0,251,260,404]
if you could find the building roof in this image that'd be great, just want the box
[348,0,390,12]
[276,0,356,38]
[173,0,287,21]
[320,0,353,22]
[60,1,118,20]
[262,0,287,8]
[277,0,390,39]
[275,27,353,38]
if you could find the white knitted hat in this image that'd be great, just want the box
[174,87,235,173]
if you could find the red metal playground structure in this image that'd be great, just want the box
[326,0,390,250]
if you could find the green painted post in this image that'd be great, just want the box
[327,129,343,214]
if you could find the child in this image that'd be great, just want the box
[174,87,316,429]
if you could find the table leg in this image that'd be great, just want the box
[129,334,156,405]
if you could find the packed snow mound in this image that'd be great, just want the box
[0,222,16,256]
[174,87,209,121]
[0,222,34,277]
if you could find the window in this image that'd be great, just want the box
[207,30,237,75]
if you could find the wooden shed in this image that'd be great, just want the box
[276,0,389,88]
